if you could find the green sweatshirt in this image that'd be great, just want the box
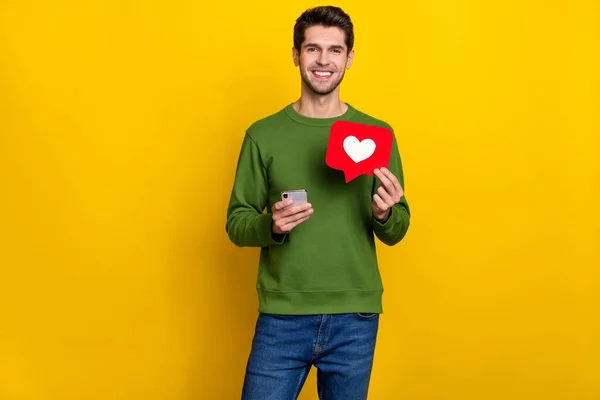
[225,103,411,315]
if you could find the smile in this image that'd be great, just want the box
[312,70,333,79]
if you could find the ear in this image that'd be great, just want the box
[292,47,300,66]
[346,49,355,69]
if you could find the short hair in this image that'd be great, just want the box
[293,6,354,53]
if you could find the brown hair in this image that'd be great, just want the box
[293,6,354,53]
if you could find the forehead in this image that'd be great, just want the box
[302,25,346,48]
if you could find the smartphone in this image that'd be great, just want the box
[281,189,308,206]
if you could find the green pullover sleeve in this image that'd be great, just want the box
[372,131,411,246]
[225,133,286,248]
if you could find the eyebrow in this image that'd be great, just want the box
[304,43,345,50]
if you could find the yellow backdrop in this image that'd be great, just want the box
[1,1,598,399]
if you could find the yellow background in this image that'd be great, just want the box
[1,1,598,399]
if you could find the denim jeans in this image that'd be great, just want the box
[241,312,380,400]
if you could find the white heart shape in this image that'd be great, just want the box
[343,136,376,163]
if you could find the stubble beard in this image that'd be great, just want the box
[300,63,346,96]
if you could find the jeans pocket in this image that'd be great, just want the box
[356,312,379,320]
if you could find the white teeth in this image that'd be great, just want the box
[314,71,332,76]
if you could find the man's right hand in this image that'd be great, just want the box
[271,199,313,235]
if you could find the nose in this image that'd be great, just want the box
[316,51,330,66]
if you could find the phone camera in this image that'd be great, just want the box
[283,193,288,199]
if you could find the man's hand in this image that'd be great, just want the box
[272,199,313,235]
[372,167,404,222]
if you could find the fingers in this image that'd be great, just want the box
[272,202,313,233]
[372,193,387,212]
[383,168,402,193]
[278,215,311,233]
[376,185,394,206]
[280,206,313,224]
[272,200,311,215]
[374,167,404,202]
[281,203,312,218]
[374,167,399,194]
[272,199,293,212]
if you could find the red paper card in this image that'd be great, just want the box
[325,120,393,183]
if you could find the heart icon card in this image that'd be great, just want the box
[325,120,393,183]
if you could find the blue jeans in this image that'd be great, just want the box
[241,312,380,400]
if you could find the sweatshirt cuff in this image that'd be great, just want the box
[255,213,287,247]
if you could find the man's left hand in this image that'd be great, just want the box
[372,167,404,222]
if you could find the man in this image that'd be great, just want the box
[225,5,411,400]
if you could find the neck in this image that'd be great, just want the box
[293,87,348,118]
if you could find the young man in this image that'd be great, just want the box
[225,6,411,400]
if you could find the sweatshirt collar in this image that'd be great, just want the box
[284,102,356,127]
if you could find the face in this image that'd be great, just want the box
[293,25,354,96]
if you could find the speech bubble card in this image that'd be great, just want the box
[325,120,393,183]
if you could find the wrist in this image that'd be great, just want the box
[374,209,391,223]
[270,219,286,244]
[271,219,280,235]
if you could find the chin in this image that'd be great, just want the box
[300,70,343,96]
[305,81,335,95]
[313,87,337,96]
